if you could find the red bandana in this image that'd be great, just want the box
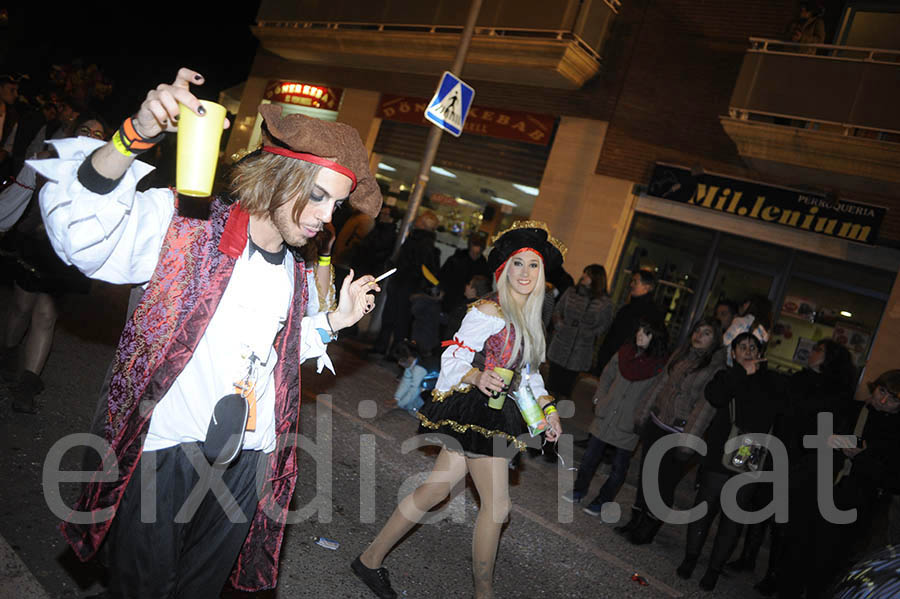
[262,145,358,191]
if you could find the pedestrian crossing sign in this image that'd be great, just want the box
[424,71,475,137]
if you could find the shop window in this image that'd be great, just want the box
[768,253,893,373]
[611,214,715,343]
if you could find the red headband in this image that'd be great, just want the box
[494,247,545,281]
[262,145,358,191]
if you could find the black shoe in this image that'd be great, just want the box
[726,555,756,572]
[352,555,397,599]
[628,515,662,545]
[613,508,643,535]
[676,556,697,580]
[754,573,777,596]
[699,569,719,591]
[11,370,42,414]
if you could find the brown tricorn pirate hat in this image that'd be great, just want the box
[257,104,382,217]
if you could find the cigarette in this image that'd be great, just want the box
[373,268,397,283]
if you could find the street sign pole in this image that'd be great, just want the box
[390,0,483,261]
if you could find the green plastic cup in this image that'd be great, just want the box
[488,367,514,409]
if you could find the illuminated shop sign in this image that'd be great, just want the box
[648,163,885,245]
[377,94,555,146]
[264,81,343,110]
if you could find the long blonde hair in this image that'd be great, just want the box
[496,259,546,370]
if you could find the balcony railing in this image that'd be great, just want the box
[728,37,900,140]
[253,0,619,89]
[256,20,606,61]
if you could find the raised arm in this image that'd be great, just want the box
[30,69,229,284]
[89,68,218,183]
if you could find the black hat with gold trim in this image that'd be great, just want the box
[487,220,566,281]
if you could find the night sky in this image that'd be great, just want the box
[3,3,262,121]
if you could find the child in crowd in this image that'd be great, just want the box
[386,340,440,414]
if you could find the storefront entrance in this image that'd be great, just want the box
[611,213,894,375]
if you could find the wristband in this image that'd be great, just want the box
[116,116,166,155]
[77,148,125,195]
[111,130,133,157]
[543,404,558,416]
[318,255,331,266]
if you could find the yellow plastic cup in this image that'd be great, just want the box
[176,100,227,197]
[488,367,514,409]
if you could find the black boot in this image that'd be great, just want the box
[726,555,756,572]
[11,370,42,414]
[754,571,777,596]
[699,568,720,591]
[676,556,698,579]
[613,508,643,535]
[0,345,17,382]
[629,514,662,545]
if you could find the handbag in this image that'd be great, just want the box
[721,398,772,476]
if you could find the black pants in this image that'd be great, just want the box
[633,422,692,520]
[684,470,759,572]
[108,443,265,599]
[374,280,412,354]
[547,362,580,398]
[777,463,871,599]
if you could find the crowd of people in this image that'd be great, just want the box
[1,63,898,599]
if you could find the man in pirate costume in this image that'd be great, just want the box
[354,221,565,599]
[30,68,382,598]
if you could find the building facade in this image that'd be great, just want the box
[226,0,900,391]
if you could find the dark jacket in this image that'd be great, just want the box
[783,368,854,462]
[702,364,783,474]
[834,401,900,497]
[352,220,397,276]
[438,247,489,313]
[593,293,663,375]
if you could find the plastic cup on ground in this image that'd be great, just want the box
[488,367,514,409]
[176,100,227,197]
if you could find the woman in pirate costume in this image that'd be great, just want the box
[352,221,565,599]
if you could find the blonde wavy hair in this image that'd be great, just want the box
[229,151,322,223]
[495,258,547,370]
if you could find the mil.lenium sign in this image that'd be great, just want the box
[648,163,884,244]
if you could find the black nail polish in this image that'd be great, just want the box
[197,105,206,116]
[174,114,180,122]
[194,74,203,81]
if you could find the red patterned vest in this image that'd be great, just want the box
[59,197,308,591]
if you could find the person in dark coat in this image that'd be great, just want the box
[749,338,856,596]
[779,368,900,599]
[676,332,782,591]
[438,231,489,316]
[372,210,441,355]
[352,204,398,276]
[593,268,664,376]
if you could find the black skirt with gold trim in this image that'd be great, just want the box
[416,386,528,457]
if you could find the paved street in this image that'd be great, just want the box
[0,282,770,598]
